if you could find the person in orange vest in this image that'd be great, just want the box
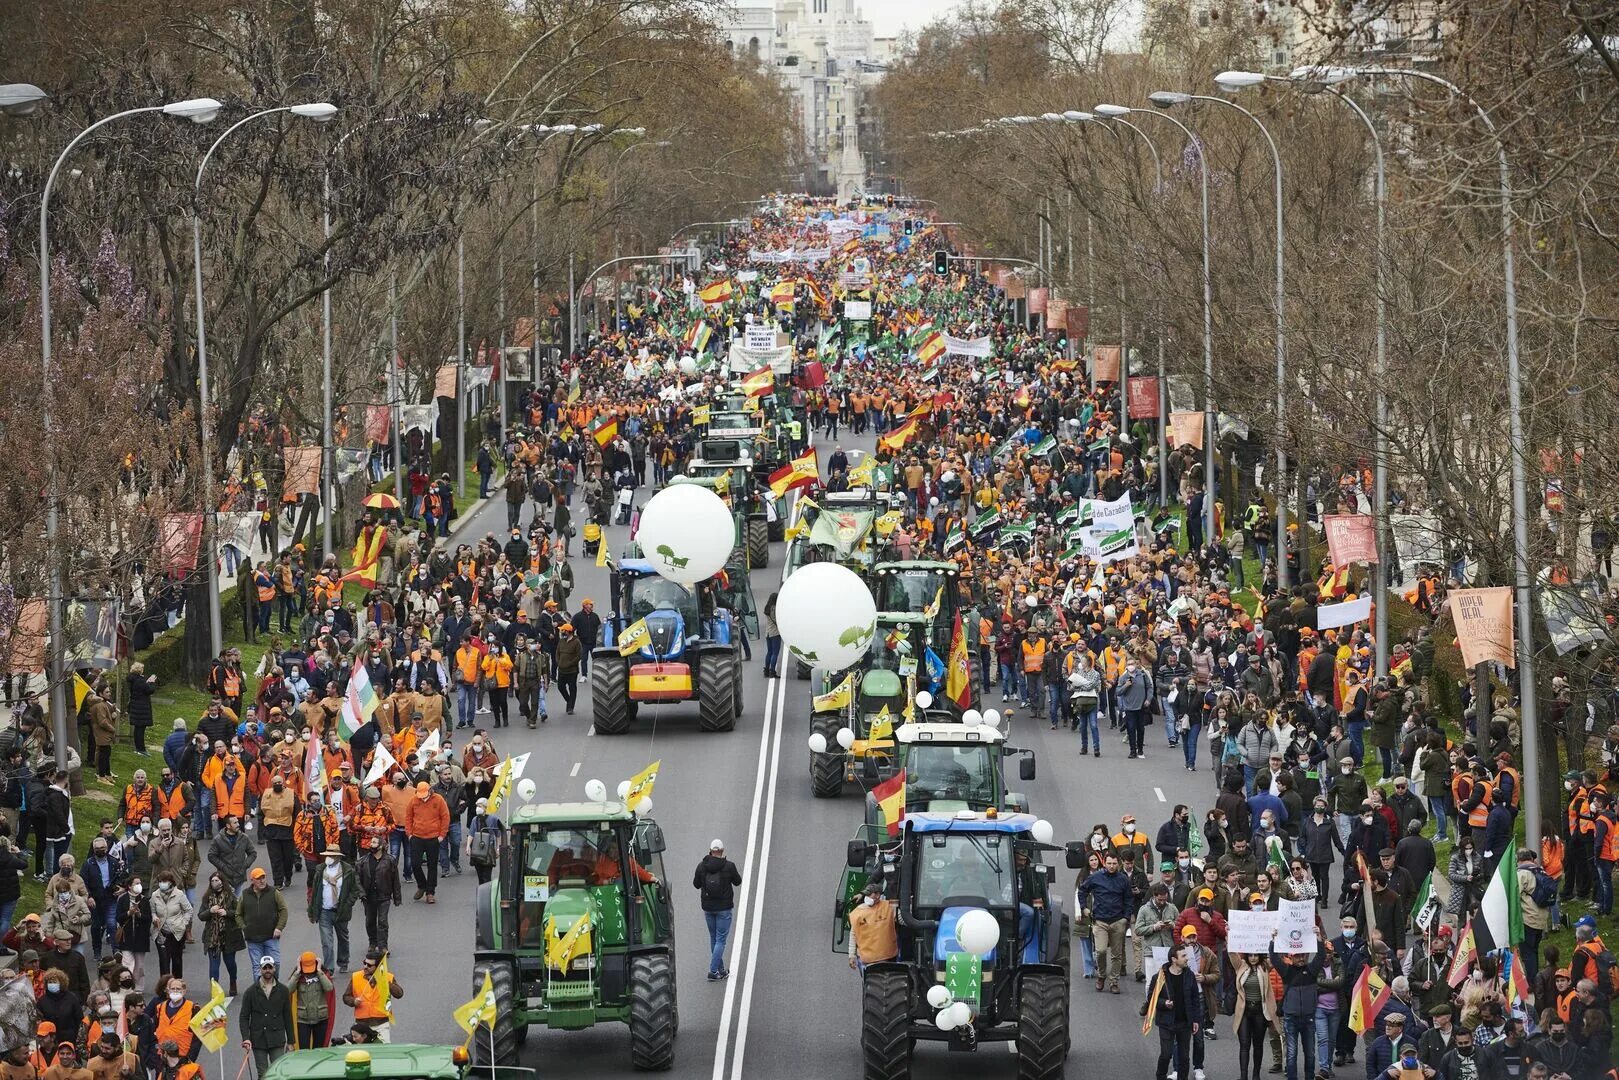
[144,979,199,1070]
[1592,794,1619,916]
[1460,762,1494,850]
[342,949,404,1043]
[119,772,156,841]
[1493,752,1521,816]
[1020,630,1047,717]
[150,1039,201,1080]
[210,762,248,832]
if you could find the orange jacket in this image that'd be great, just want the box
[405,792,451,840]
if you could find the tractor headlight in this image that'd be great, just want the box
[568,955,595,973]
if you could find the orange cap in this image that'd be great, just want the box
[299,951,318,973]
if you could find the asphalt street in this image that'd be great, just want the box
[204,427,1200,1080]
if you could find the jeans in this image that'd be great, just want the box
[246,937,281,971]
[457,683,478,727]
[1378,746,1396,778]
[1024,672,1042,712]
[705,909,733,975]
[1076,706,1099,749]
[412,837,439,895]
[91,901,119,958]
[1284,1013,1316,1080]
[1312,1007,1336,1077]
[208,949,239,987]
[765,636,782,673]
[196,789,215,836]
[1597,858,1613,914]
[1345,721,1365,764]
[318,907,350,971]
[1244,765,1259,794]
[1125,710,1147,756]
[1161,696,1179,744]
[1427,797,1450,840]
[278,594,296,633]
[1046,683,1066,727]
[998,662,1020,700]
[1078,935,1097,977]
[1156,1025,1193,1080]
[440,822,463,872]
[1182,723,1202,768]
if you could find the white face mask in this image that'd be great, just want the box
[326,856,339,867]
[1342,766,1353,774]
[1123,825,1136,835]
[473,740,485,750]
[160,882,174,892]
[132,883,143,896]
[863,895,877,907]
[169,991,185,1004]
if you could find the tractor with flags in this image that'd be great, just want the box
[834,812,1070,1079]
[470,798,678,1071]
[868,560,979,713]
[678,440,777,567]
[588,554,743,734]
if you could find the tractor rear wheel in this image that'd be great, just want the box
[860,967,913,1080]
[591,655,632,735]
[745,518,770,569]
[470,960,519,1067]
[793,656,811,680]
[768,515,786,542]
[627,952,676,1071]
[698,651,738,732]
[811,716,844,798]
[1015,972,1068,1080]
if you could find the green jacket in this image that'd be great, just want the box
[236,885,288,942]
[289,970,334,1024]
[307,861,359,922]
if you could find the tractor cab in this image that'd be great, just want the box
[606,560,713,661]
[833,813,1070,1076]
[472,802,676,1069]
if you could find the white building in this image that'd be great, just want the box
[725,0,892,196]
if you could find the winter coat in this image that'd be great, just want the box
[238,979,294,1049]
[127,676,156,727]
[1446,850,1484,915]
[150,885,194,937]
[200,885,246,956]
[115,892,153,953]
[207,830,257,889]
[236,886,287,943]
[84,695,118,747]
[356,850,402,907]
[692,854,741,913]
[1229,960,1280,1034]
[1300,813,1344,865]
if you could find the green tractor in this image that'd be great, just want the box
[869,560,979,711]
[471,801,678,1071]
[835,812,1071,1079]
[262,1046,509,1080]
[588,556,742,734]
[680,441,777,565]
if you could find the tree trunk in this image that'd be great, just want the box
[183,576,213,682]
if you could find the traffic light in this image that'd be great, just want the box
[933,250,949,276]
[903,219,915,236]
[885,193,895,209]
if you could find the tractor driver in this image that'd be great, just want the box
[589,834,657,886]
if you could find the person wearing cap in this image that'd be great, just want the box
[307,848,357,974]
[467,797,504,885]
[1327,755,1370,847]
[342,949,404,1043]
[237,954,294,1072]
[1363,1012,1418,1080]
[237,867,286,973]
[554,623,582,713]
[1414,1003,1453,1070]
[404,781,450,903]
[1134,883,1178,982]
[1111,814,1152,868]
[694,840,742,981]
[289,951,335,1049]
[846,880,899,975]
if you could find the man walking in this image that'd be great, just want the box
[356,840,401,953]
[1076,851,1132,993]
[693,839,741,981]
[1117,662,1155,760]
[1148,942,1199,1080]
[237,868,287,971]
[308,847,357,974]
[404,781,449,904]
[238,956,294,1074]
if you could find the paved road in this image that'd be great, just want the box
[202,427,1208,1080]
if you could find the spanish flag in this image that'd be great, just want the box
[914,330,946,366]
[1346,966,1389,1034]
[768,448,819,497]
[945,611,972,710]
[590,415,619,447]
[741,366,774,398]
[343,524,389,588]
[698,280,733,306]
[770,281,796,308]
[878,417,921,453]
[871,769,906,837]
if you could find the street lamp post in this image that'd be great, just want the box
[1128,101,1218,545]
[39,94,222,767]
[197,103,337,657]
[1156,86,1290,586]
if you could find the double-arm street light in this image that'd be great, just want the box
[39,93,223,766]
[194,103,338,650]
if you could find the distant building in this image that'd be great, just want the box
[723,0,895,196]
[1151,0,1446,69]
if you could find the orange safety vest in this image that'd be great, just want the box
[1543,836,1566,880]
[1452,773,1472,812]
[1497,766,1521,809]
[121,785,155,827]
[348,972,393,1022]
[1021,639,1046,674]
[1466,779,1493,828]
[1602,817,1619,863]
[211,775,247,821]
[154,1000,195,1057]
[154,783,189,824]
[254,571,275,603]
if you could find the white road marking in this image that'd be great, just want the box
[711,674,781,1080]
[569,762,581,777]
[729,652,789,1080]
[1154,787,1166,802]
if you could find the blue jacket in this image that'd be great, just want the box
[1482,804,1513,858]
[1247,791,1288,830]
[1077,868,1133,922]
[163,730,189,774]
[1365,1034,1418,1080]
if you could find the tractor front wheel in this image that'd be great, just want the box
[810,716,844,798]
[591,654,631,735]
[860,967,913,1080]
[1015,972,1068,1080]
[745,518,770,569]
[698,651,739,732]
[470,960,519,1067]
[628,952,677,1071]
[793,656,811,681]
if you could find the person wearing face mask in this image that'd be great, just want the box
[112,876,152,986]
[205,815,256,895]
[1343,803,1391,906]
[149,872,192,982]
[307,848,357,974]
[1446,836,1485,920]
[35,968,82,1044]
[1111,815,1151,867]
[258,769,298,889]
[461,733,499,776]
[1330,918,1368,1067]
[846,881,898,974]
[1434,1026,1482,1080]
[1300,798,1345,906]
[294,793,340,892]
[1327,755,1371,848]
[143,982,199,1072]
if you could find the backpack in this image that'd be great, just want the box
[1530,868,1558,908]
[700,865,731,908]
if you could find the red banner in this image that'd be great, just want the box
[366,405,391,445]
[1127,376,1160,420]
[1323,513,1379,566]
[1067,305,1089,343]
[1092,345,1121,383]
[282,446,323,501]
[160,513,205,576]
[1028,287,1049,315]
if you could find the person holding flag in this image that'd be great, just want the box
[1144,942,1199,1080]
[342,949,403,1043]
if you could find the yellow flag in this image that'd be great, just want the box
[71,673,92,714]
[869,705,893,741]
[375,953,393,1016]
[189,980,232,1053]
[848,458,874,485]
[595,539,609,568]
[692,404,711,425]
[875,511,901,536]
[617,618,651,657]
[483,752,530,816]
[713,471,731,495]
[453,971,497,1033]
[923,585,943,622]
[546,913,593,970]
[813,672,854,713]
[624,760,660,811]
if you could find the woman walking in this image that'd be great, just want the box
[200,871,245,995]
[115,875,152,986]
[149,871,192,986]
[762,593,783,679]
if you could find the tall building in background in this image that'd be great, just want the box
[722,0,899,196]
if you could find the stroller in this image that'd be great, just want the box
[581,522,603,559]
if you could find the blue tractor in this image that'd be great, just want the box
[836,812,1070,1080]
[589,557,743,734]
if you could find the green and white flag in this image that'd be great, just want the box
[993,434,1021,460]
[1188,815,1206,858]
[998,518,1035,546]
[970,508,1002,535]
[1478,839,1524,950]
[942,523,966,554]
[1029,434,1057,457]
[1056,504,1081,526]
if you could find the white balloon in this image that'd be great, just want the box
[635,797,653,817]
[935,1010,957,1032]
[678,356,698,375]
[981,709,1001,727]
[914,690,934,710]
[955,909,999,954]
[925,985,951,1009]
[516,778,538,803]
[946,1001,973,1027]
[637,483,735,584]
[929,496,939,506]
[807,732,829,754]
[836,727,856,750]
[961,709,982,727]
[584,779,608,802]
[776,563,878,671]
[1031,819,1055,845]
[1025,595,1039,609]
[617,780,632,799]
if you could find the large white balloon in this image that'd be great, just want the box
[925,985,951,1009]
[807,732,829,754]
[516,778,538,803]
[961,709,982,727]
[914,690,934,710]
[836,727,856,750]
[1031,819,1055,845]
[776,562,877,671]
[955,909,999,955]
[982,710,1003,729]
[678,356,698,375]
[584,779,608,803]
[616,780,632,799]
[637,483,735,585]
